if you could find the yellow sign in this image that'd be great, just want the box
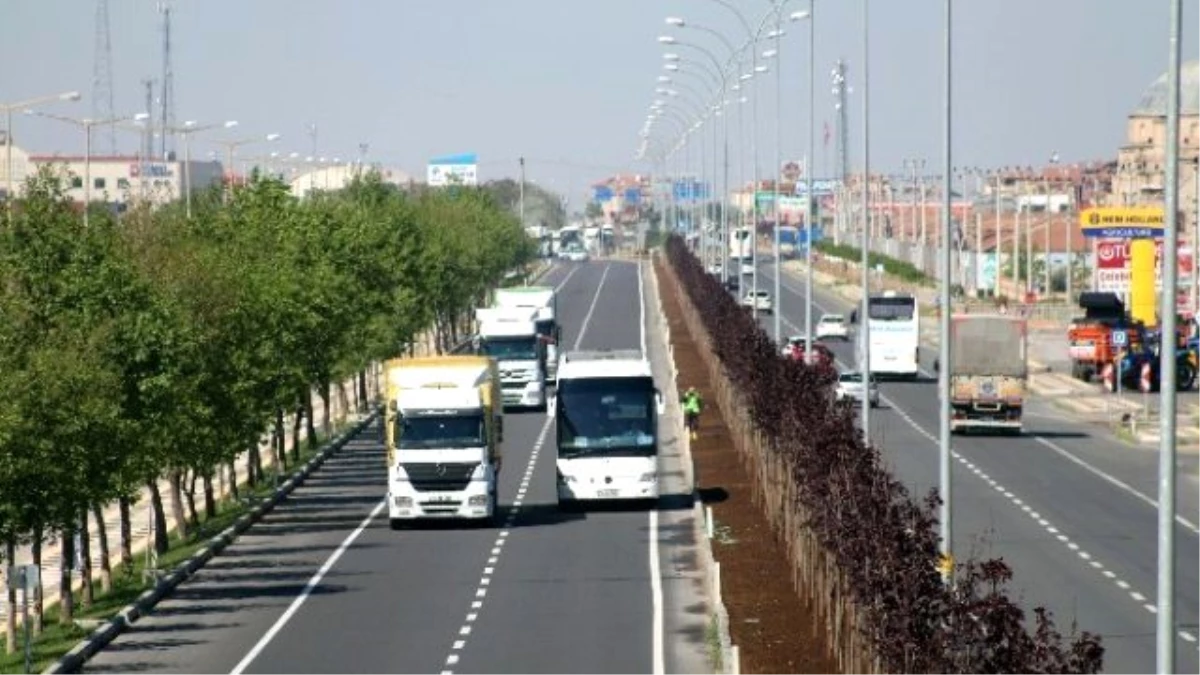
[1079,206,1165,228]
[937,553,955,580]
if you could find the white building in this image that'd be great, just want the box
[288,164,415,198]
[30,152,223,207]
[0,131,34,200]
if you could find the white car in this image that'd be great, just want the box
[815,314,850,340]
[562,246,589,262]
[836,370,879,407]
[740,262,755,277]
[741,290,773,314]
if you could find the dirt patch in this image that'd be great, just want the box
[656,259,840,674]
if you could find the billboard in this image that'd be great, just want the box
[427,153,478,186]
[1094,237,1194,295]
[1079,206,1165,238]
[673,180,710,201]
[593,185,614,202]
[793,178,840,197]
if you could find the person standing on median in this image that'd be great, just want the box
[682,386,704,441]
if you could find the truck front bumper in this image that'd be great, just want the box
[501,381,544,407]
[388,480,495,520]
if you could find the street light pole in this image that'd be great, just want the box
[937,0,954,581]
[2,90,82,215]
[859,0,872,444]
[1155,0,1182,670]
[800,5,815,363]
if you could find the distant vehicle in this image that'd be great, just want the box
[561,244,589,262]
[729,226,753,266]
[781,336,835,369]
[778,226,799,259]
[864,291,920,379]
[493,286,561,383]
[836,370,879,407]
[474,306,548,410]
[741,290,773,314]
[723,275,741,293]
[552,350,664,507]
[740,261,755,277]
[950,314,1027,434]
[815,314,850,340]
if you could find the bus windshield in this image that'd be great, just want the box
[868,297,916,321]
[556,377,656,458]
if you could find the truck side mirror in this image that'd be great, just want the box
[655,390,666,415]
[547,396,557,415]
[497,416,504,442]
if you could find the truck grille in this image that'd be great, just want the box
[401,462,478,492]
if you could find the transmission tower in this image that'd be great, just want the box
[92,0,117,154]
[158,1,175,160]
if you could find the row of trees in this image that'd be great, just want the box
[663,235,1103,673]
[0,169,535,650]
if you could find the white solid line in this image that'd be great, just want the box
[230,499,386,675]
[572,263,612,351]
[649,509,665,675]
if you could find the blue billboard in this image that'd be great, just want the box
[793,178,840,197]
[673,180,710,201]
[592,186,614,202]
[624,188,642,205]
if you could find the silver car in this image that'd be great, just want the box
[836,370,879,407]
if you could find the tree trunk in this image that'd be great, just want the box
[92,503,112,593]
[319,382,333,438]
[275,408,288,472]
[168,471,190,541]
[227,460,240,501]
[184,470,200,530]
[338,380,349,426]
[360,370,369,410]
[30,529,43,635]
[4,539,14,654]
[148,479,169,555]
[59,524,75,626]
[79,509,94,609]
[292,403,304,462]
[305,389,318,449]
[203,473,217,519]
[118,496,133,571]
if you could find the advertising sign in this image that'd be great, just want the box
[793,178,840,196]
[426,153,478,187]
[672,180,709,201]
[1094,237,1194,295]
[1079,206,1165,238]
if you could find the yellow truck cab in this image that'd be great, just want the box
[383,356,503,527]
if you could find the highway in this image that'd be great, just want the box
[83,260,709,675]
[751,259,1200,675]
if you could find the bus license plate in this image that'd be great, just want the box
[426,495,455,503]
[597,489,619,498]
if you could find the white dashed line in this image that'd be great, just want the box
[768,270,1200,648]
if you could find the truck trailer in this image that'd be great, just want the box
[949,314,1028,434]
[383,356,504,527]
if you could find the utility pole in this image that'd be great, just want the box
[937,0,954,583]
[832,59,850,184]
[859,0,872,445]
[141,78,155,202]
[92,0,117,154]
[158,2,175,159]
[519,157,526,227]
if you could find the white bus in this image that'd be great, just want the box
[862,291,921,379]
[551,350,665,507]
[728,226,753,264]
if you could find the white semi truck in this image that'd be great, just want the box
[474,306,548,410]
[493,286,561,382]
[383,356,503,527]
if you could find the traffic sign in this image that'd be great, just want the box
[1139,362,1153,393]
[1079,206,1165,239]
[1111,329,1127,348]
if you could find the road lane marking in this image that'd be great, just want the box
[441,262,611,674]
[641,259,666,675]
[770,288,1200,651]
[229,499,387,675]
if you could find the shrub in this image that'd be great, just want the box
[664,235,1102,674]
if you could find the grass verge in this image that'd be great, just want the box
[0,424,350,674]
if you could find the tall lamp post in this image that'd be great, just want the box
[24,110,138,227]
[791,6,815,357]
[2,90,82,213]
[859,0,872,444]
[212,132,281,202]
[937,0,954,581]
[170,119,238,218]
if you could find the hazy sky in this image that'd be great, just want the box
[2,1,1197,206]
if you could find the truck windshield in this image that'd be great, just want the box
[480,336,537,361]
[556,377,656,458]
[397,414,485,450]
[535,319,555,339]
[868,297,916,321]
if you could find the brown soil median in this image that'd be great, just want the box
[655,258,838,674]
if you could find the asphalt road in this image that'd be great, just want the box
[747,260,1200,674]
[83,260,708,675]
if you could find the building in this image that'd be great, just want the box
[2,133,223,207]
[0,132,35,200]
[287,164,414,198]
[1111,60,1199,228]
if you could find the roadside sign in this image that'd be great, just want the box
[1139,362,1153,393]
[1079,206,1165,239]
[1102,363,1115,391]
[1111,329,1127,348]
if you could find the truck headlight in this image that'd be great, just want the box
[468,494,490,506]
[393,496,413,508]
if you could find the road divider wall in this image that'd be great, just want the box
[662,235,1104,674]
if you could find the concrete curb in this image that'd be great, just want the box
[43,410,380,675]
[645,255,737,675]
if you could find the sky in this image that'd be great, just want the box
[2,0,1198,208]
